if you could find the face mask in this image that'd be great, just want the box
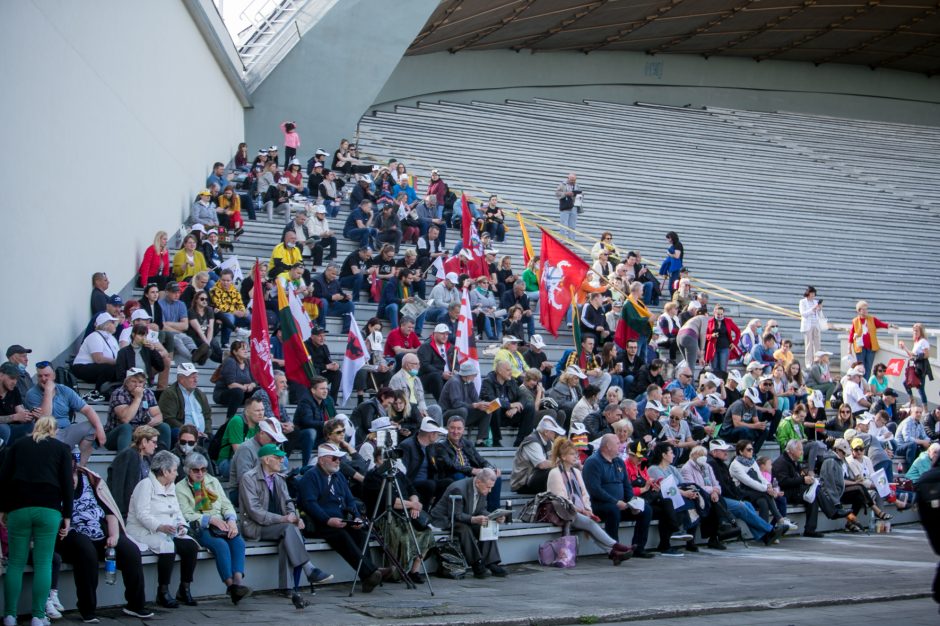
[694,456,707,467]
[179,443,195,454]
[408,369,419,377]
[286,242,296,248]
[17,364,26,373]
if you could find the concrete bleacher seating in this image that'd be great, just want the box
[28,99,933,614]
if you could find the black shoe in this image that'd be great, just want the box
[176,583,197,606]
[832,507,850,519]
[407,571,427,585]
[472,562,490,579]
[488,564,508,577]
[192,343,210,365]
[227,584,252,605]
[706,537,727,550]
[685,539,699,552]
[362,569,384,593]
[633,550,657,559]
[803,530,825,538]
[156,585,178,609]
[290,591,308,609]
[762,523,787,546]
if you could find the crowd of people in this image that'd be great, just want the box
[1,131,938,625]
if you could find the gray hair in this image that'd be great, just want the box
[612,419,633,435]
[785,439,803,455]
[150,450,180,477]
[513,280,525,289]
[183,452,209,472]
[476,468,497,483]
[273,369,287,380]
[620,399,637,412]
[194,271,210,283]
[400,316,416,326]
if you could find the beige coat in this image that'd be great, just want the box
[547,465,593,512]
[126,473,194,554]
[238,464,296,541]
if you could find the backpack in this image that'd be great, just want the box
[55,366,78,390]
[207,416,248,462]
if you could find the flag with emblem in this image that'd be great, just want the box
[277,279,316,387]
[538,229,590,337]
[461,194,488,278]
[340,313,367,405]
[249,261,279,417]
[884,358,906,377]
[454,288,481,391]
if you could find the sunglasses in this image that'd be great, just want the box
[179,439,197,445]
[190,467,207,474]
[332,429,345,435]
[744,447,754,452]
[37,360,52,369]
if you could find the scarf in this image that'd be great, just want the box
[190,479,219,513]
[736,455,756,468]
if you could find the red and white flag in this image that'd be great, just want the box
[249,261,279,418]
[454,288,481,391]
[884,358,906,377]
[340,313,367,406]
[461,194,488,278]
[538,228,590,337]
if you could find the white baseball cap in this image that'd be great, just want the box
[537,416,565,435]
[124,367,146,380]
[94,312,118,327]
[317,442,347,458]
[444,272,458,284]
[529,334,546,349]
[433,323,451,334]
[130,309,152,322]
[369,416,394,432]
[565,365,587,379]
[259,418,287,443]
[176,363,198,377]
[419,417,447,434]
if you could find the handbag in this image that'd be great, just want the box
[411,510,431,531]
[519,492,577,527]
[817,310,830,332]
[538,532,577,568]
[904,362,922,389]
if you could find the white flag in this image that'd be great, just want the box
[429,255,445,280]
[282,278,311,342]
[220,256,243,283]
[339,313,367,406]
[871,468,892,498]
[658,474,685,510]
[454,289,481,392]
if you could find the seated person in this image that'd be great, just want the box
[377,269,427,336]
[583,401,622,441]
[71,313,121,397]
[25,362,105,465]
[433,415,503,510]
[582,434,656,558]
[296,443,389,592]
[338,246,372,302]
[729,440,784,527]
[321,417,370,496]
[772,440,822,538]
[429,471,508,579]
[493,336,527,381]
[213,341,257,419]
[239,445,330,608]
[293,376,335,466]
[500,280,536,339]
[510,415,566,494]
[312,263,354,334]
[215,396,265,478]
[416,324,455,400]
[720,387,773,453]
[749,334,777,373]
[159,363,213,441]
[228,417,287,500]
[384,316,421,369]
[480,360,536,447]
[399,417,452,508]
[342,199,378,248]
[389,353,443,423]
[210,269,251,347]
[106,368,170,451]
[439,362,492,446]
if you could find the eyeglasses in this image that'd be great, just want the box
[679,373,691,378]
[197,297,208,302]
[839,409,851,414]
[744,447,754,452]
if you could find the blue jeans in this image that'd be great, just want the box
[105,422,171,451]
[196,528,246,582]
[559,209,577,239]
[480,316,502,340]
[723,497,772,540]
[325,199,340,218]
[859,348,875,379]
[346,227,377,248]
[896,441,920,469]
[622,374,636,394]
[318,298,354,333]
[383,303,426,335]
[640,281,654,305]
[424,307,448,325]
[218,312,251,346]
[338,274,365,302]
[635,336,649,365]
[710,347,730,375]
[299,428,321,466]
[0,422,33,447]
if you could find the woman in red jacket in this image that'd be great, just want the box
[703,305,741,377]
[139,230,170,288]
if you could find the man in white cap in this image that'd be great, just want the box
[439,361,491,445]
[399,417,451,508]
[720,386,772,452]
[160,363,213,441]
[511,415,565,494]
[105,368,169,451]
[308,204,337,265]
[416,323,455,399]
[522,334,553,387]
[493,335,527,380]
[841,365,871,416]
[426,272,461,325]
[807,350,836,400]
[70,312,121,396]
[229,416,288,499]
[115,310,172,387]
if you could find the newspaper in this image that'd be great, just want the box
[400,297,433,320]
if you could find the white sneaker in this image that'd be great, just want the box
[670,532,693,542]
[44,595,62,620]
[49,590,64,612]
[782,517,799,532]
[4,615,17,626]
[31,617,51,626]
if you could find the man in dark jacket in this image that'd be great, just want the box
[707,440,785,545]
[583,403,623,441]
[479,361,535,447]
[158,363,212,440]
[293,376,335,466]
[306,326,341,403]
[416,324,455,400]
[772,440,822,537]
[377,268,427,335]
[499,280,534,338]
[439,361,491,444]
[312,264,353,333]
[582,434,654,557]
[433,414,502,510]
[399,416,452,508]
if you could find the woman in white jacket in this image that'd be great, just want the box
[798,286,823,368]
[546,438,633,564]
[729,440,784,527]
[126,451,199,609]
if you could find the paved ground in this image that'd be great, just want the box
[52,526,937,626]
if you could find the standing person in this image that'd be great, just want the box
[676,304,707,376]
[554,172,581,239]
[617,282,653,361]
[659,232,684,296]
[798,287,824,368]
[1,417,73,626]
[899,323,934,406]
[847,300,896,378]
[280,122,300,165]
[703,305,741,378]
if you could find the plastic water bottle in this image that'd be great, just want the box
[104,547,117,585]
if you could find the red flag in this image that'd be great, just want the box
[454,289,481,391]
[461,194,488,278]
[538,229,590,337]
[884,358,906,377]
[249,261,279,418]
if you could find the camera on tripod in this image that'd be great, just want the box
[375,427,403,460]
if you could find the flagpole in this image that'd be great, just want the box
[569,285,580,354]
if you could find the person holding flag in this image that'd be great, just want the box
[615,281,654,361]
[249,261,279,419]
[276,274,317,393]
[537,228,590,338]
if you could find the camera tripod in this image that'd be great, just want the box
[350,460,435,596]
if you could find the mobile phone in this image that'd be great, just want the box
[147,331,160,343]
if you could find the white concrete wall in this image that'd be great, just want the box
[244,0,439,159]
[0,0,244,362]
[371,50,940,126]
